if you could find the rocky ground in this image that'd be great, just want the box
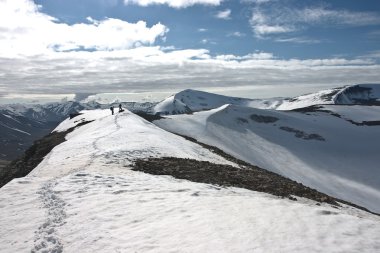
[133,134,378,215]
[133,157,337,203]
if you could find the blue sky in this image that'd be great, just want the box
[0,0,380,102]
[34,0,380,59]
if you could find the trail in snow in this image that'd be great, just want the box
[32,113,124,253]
[32,181,65,253]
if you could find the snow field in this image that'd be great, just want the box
[43,169,380,253]
[155,104,380,213]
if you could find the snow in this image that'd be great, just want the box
[153,89,281,115]
[153,96,192,115]
[334,84,380,104]
[3,169,380,253]
[155,104,380,213]
[53,109,111,133]
[1,107,380,252]
[322,105,380,122]
[152,85,380,116]
[276,87,341,110]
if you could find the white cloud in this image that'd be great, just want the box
[253,25,294,36]
[242,0,272,3]
[200,39,209,44]
[124,0,222,8]
[1,46,379,98]
[215,9,231,20]
[250,7,295,37]
[198,28,208,32]
[200,39,216,45]
[0,0,379,100]
[0,0,168,56]
[215,52,274,60]
[250,5,380,39]
[297,7,380,26]
[276,37,321,44]
[227,31,246,37]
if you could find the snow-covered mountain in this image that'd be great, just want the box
[1,109,380,252]
[334,84,380,105]
[153,89,281,115]
[277,84,380,110]
[2,84,378,161]
[153,84,380,114]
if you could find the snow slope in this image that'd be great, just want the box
[156,104,380,213]
[153,89,281,115]
[153,84,380,114]
[1,109,380,252]
[0,100,154,160]
[334,84,380,105]
[276,87,342,110]
[267,84,380,110]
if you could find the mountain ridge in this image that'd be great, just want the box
[1,101,380,252]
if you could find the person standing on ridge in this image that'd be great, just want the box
[119,103,124,112]
[110,106,114,115]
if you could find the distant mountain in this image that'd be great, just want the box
[333,84,380,105]
[277,84,380,110]
[153,84,380,114]
[2,84,378,160]
[0,101,96,160]
[153,89,281,115]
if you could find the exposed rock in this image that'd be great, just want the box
[250,114,279,123]
[279,126,325,141]
[133,157,338,205]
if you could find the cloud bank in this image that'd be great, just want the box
[250,3,380,38]
[124,0,222,8]
[0,0,379,100]
[1,46,379,97]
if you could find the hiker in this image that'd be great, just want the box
[110,106,114,115]
[119,103,124,113]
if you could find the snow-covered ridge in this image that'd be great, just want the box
[153,84,380,115]
[276,87,342,110]
[334,84,380,105]
[0,100,156,160]
[156,103,380,213]
[2,108,380,252]
[277,84,380,110]
[153,89,281,115]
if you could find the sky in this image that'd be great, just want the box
[0,0,380,103]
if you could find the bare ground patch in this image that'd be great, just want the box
[133,157,337,205]
[131,133,378,215]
